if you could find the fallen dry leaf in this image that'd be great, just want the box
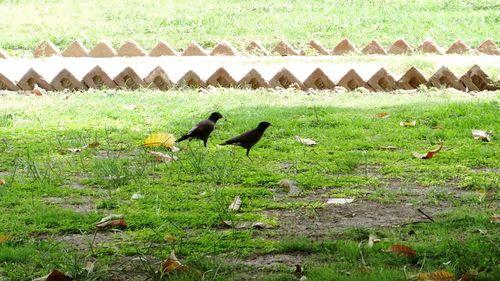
[31,84,46,96]
[170,146,180,152]
[0,178,6,185]
[59,142,100,155]
[83,142,100,149]
[295,136,317,146]
[472,129,492,142]
[400,120,417,127]
[368,234,380,248]
[164,234,178,242]
[0,234,12,244]
[33,269,73,281]
[385,244,416,256]
[95,218,127,229]
[490,214,500,224]
[222,220,273,229]
[375,112,390,119]
[144,133,176,148]
[228,195,242,211]
[412,142,443,159]
[327,198,354,204]
[84,261,95,274]
[149,151,178,163]
[411,271,454,281]
[162,251,189,273]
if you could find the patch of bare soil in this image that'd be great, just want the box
[262,200,445,239]
[43,196,95,213]
[52,231,126,252]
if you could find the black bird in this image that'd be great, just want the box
[177,112,223,147]
[220,121,271,156]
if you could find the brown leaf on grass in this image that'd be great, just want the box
[375,112,390,119]
[149,151,178,163]
[380,145,399,151]
[144,133,176,148]
[33,269,73,281]
[228,195,242,211]
[490,214,500,224]
[162,251,189,273]
[294,136,317,146]
[459,273,472,281]
[95,215,127,229]
[0,178,5,185]
[31,84,46,96]
[0,234,11,244]
[95,218,127,229]
[472,129,492,142]
[222,220,273,229]
[412,143,443,159]
[411,271,454,281]
[385,244,416,256]
[400,120,417,127]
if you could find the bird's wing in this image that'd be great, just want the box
[224,129,259,145]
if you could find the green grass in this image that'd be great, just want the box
[0,89,499,280]
[0,0,499,56]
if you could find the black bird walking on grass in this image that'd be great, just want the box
[177,112,223,147]
[220,121,271,156]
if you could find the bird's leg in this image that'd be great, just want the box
[246,149,253,162]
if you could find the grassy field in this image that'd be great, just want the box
[0,89,499,280]
[0,0,499,56]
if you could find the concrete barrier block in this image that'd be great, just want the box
[416,38,443,54]
[17,68,53,90]
[176,70,206,88]
[331,39,358,55]
[62,40,89,57]
[117,40,147,57]
[272,41,301,56]
[114,67,145,89]
[210,41,239,56]
[182,42,209,56]
[0,73,20,90]
[82,66,117,89]
[206,67,237,87]
[33,40,61,58]
[446,40,472,54]
[361,40,387,55]
[428,66,466,90]
[149,41,179,56]
[89,41,117,58]
[460,65,498,91]
[246,41,270,55]
[367,68,397,91]
[476,39,500,55]
[303,68,336,89]
[387,39,413,54]
[238,69,270,89]
[397,67,427,89]
[144,66,173,90]
[308,40,329,55]
[269,68,304,89]
[337,69,371,91]
[50,69,88,91]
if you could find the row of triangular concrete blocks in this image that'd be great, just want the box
[1,38,497,59]
[0,65,497,92]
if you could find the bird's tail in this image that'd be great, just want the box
[177,135,189,143]
[219,140,233,146]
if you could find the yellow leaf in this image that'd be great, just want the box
[375,112,390,119]
[429,271,454,280]
[400,120,417,127]
[144,133,176,148]
[164,234,178,242]
[0,234,12,244]
[0,178,5,185]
